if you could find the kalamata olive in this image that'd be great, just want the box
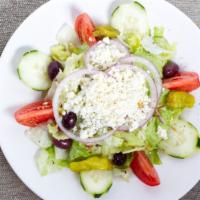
[52,138,72,149]
[112,152,127,166]
[62,112,77,130]
[48,61,63,80]
[163,61,179,79]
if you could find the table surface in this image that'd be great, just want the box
[0,0,200,199]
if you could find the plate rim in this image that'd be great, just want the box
[0,0,200,199]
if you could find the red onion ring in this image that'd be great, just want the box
[53,64,158,143]
[107,64,158,131]
[84,39,129,70]
[53,69,114,144]
[120,55,162,96]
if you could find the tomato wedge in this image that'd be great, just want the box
[163,72,200,92]
[75,13,96,46]
[15,100,54,127]
[130,151,160,186]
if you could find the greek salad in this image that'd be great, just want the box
[15,1,200,198]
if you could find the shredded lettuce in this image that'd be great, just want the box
[48,123,68,140]
[26,124,52,148]
[54,146,69,160]
[56,23,78,45]
[159,107,183,126]
[145,117,162,150]
[98,131,145,156]
[115,131,145,147]
[69,141,92,161]
[51,44,70,61]
[158,89,170,106]
[131,27,176,74]
[35,147,68,176]
[153,27,176,51]
[147,150,162,165]
[101,136,124,156]
[63,53,84,76]
[124,33,141,53]
[69,43,89,55]
[135,46,172,74]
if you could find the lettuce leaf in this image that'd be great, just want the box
[145,117,162,150]
[26,124,52,148]
[63,53,84,76]
[56,23,78,45]
[134,27,176,74]
[54,146,69,160]
[35,146,68,176]
[51,44,70,61]
[101,136,124,156]
[98,131,145,156]
[153,27,176,51]
[115,131,145,147]
[48,123,68,140]
[124,33,141,53]
[158,89,170,106]
[135,46,172,74]
[159,107,183,126]
[69,141,92,161]
[69,43,89,55]
[147,150,162,165]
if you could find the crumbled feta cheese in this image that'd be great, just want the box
[61,67,151,139]
[88,38,126,70]
[157,126,168,140]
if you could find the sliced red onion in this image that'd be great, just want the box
[117,125,129,132]
[84,39,129,70]
[120,55,162,96]
[107,64,158,131]
[53,68,114,144]
[53,64,158,143]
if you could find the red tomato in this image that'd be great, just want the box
[75,13,96,46]
[15,100,54,127]
[130,151,160,186]
[163,72,200,92]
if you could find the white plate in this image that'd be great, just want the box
[0,0,200,199]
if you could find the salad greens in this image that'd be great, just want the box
[124,26,176,74]
[48,123,68,140]
[153,27,176,51]
[145,117,162,150]
[15,1,200,198]
[147,150,162,165]
[135,46,173,74]
[51,44,70,61]
[35,147,68,176]
[69,141,92,161]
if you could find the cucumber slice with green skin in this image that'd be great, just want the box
[80,170,112,198]
[197,138,200,148]
[160,119,200,159]
[18,50,52,91]
[111,1,150,39]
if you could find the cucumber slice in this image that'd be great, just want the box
[160,119,200,159]
[18,50,52,91]
[110,1,150,39]
[80,170,112,198]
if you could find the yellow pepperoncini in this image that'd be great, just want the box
[69,156,112,172]
[93,25,119,39]
[166,91,195,109]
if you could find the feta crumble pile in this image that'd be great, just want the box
[88,38,127,71]
[60,67,151,139]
